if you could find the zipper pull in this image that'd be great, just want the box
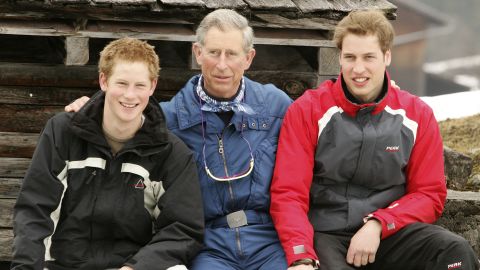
[218,138,224,154]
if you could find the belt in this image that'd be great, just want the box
[207,210,272,229]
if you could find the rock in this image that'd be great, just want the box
[469,174,480,188]
[436,190,480,256]
[444,146,473,190]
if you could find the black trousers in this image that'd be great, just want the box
[314,223,479,270]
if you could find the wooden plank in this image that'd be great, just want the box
[0,18,74,36]
[252,14,337,30]
[318,47,340,75]
[65,36,89,66]
[0,178,22,199]
[0,229,13,261]
[292,0,397,15]
[0,105,60,133]
[0,199,15,228]
[203,0,247,9]
[253,27,333,47]
[0,86,97,106]
[0,62,98,88]
[159,0,206,7]
[244,0,297,10]
[92,0,156,5]
[81,20,197,42]
[0,133,38,159]
[0,158,31,179]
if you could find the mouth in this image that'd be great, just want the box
[351,77,369,86]
[120,102,138,108]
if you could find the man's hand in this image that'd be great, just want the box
[346,219,382,267]
[288,265,315,270]
[64,96,90,112]
[119,266,134,270]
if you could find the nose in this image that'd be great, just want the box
[216,52,228,70]
[124,85,136,98]
[352,60,366,74]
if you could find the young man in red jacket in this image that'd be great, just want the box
[270,10,479,270]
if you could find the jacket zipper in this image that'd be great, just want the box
[217,134,235,201]
[217,129,243,256]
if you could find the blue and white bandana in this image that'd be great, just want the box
[195,75,255,115]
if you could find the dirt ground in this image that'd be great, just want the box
[438,113,480,186]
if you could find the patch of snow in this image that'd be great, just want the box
[420,90,480,121]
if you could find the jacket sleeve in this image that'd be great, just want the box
[126,133,204,270]
[11,117,68,270]
[270,100,319,265]
[371,103,447,239]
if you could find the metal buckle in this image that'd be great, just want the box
[226,210,248,228]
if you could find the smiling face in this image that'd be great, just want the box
[100,60,156,128]
[340,33,391,103]
[193,27,255,98]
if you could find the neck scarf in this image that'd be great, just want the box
[195,75,255,115]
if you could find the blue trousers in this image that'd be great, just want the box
[191,224,287,270]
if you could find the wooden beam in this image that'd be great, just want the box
[0,178,22,199]
[203,0,247,9]
[159,0,206,6]
[244,0,297,10]
[0,18,74,36]
[252,14,337,30]
[0,105,61,133]
[0,199,15,228]
[0,133,38,159]
[318,46,340,75]
[0,158,31,179]
[0,229,13,261]
[65,36,90,66]
[253,27,333,47]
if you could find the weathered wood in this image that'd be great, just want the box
[203,0,247,9]
[65,36,89,66]
[0,178,22,199]
[252,14,337,30]
[92,0,156,5]
[159,0,205,6]
[0,18,74,36]
[292,0,397,14]
[254,27,333,47]
[0,105,61,133]
[0,86,97,106]
[81,20,197,42]
[244,0,297,10]
[0,229,13,261]
[0,132,38,159]
[0,62,98,88]
[0,199,15,228]
[318,47,340,75]
[0,158,31,178]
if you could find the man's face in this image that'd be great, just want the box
[340,33,391,103]
[193,27,255,98]
[100,60,156,125]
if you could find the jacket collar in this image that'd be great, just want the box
[175,75,267,132]
[70,91,169,156]
[333,71,392,117]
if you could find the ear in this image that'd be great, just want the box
[192,43,203,66]
[384,49,392,66]
[243,48,256,70]
[99,73,108,92]
[149,79,158,96]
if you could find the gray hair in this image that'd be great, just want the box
[195,9,254,53]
